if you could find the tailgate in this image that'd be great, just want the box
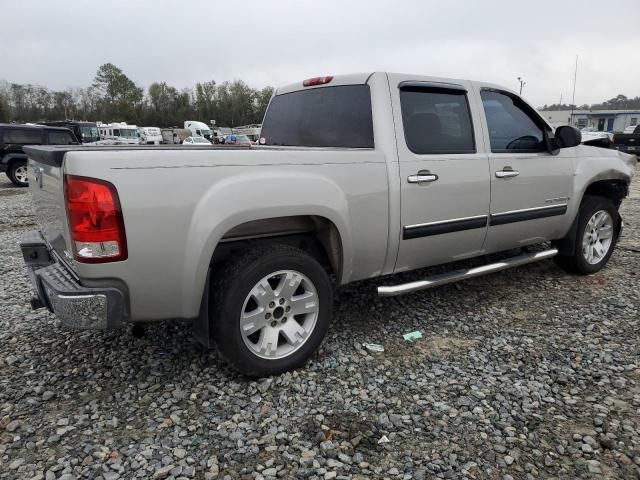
[23,146,73,265]
[613,134,640,146]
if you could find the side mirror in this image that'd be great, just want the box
[555,126,582,149]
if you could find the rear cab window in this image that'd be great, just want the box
[260,85,374,148]
[399,84,476,154]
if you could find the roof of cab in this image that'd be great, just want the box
[274,72,520,97]
[276,73,375,95]
[0,123,75,132]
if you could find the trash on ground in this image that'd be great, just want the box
[362,343,384,353]
[378,434,390,444]
[402,331,423,342]
[323,356,337,368]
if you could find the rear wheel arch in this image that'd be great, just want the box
[211,215,344,280]
[191,215,345,349]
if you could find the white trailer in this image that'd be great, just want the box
[161,128,191,145]
[138,127,162,145]
[97,122,140,145]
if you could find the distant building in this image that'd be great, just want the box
[538,109,640,132]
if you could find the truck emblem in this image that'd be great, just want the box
[33,166,44,189]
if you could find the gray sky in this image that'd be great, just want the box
[1,0,639,107]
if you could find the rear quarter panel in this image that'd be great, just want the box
[63,148,389,320]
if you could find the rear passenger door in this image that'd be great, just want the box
[390,77,491,272]
[475,87,574,253]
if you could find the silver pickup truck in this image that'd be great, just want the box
[21,72,636,376]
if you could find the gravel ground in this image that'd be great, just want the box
[0,170,639,480]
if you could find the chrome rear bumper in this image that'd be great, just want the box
[20,231,126,329]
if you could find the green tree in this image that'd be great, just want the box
[92,63,143,121]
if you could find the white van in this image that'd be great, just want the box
[138,127,162,145]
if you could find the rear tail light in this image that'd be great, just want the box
[64,175,127,263]
[302,75,334,87]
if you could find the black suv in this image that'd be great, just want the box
[0,124,78,187]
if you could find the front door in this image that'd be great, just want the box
[477,88,574,253]
[388,75,491,272]
[606,118,614,132]
[598,118,605,131]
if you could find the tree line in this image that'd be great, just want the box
[539,94,640,111]
[0,63,274,128]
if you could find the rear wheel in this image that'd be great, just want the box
[555,196,619,274]
[210,244,333,376]
[8,161,28,187]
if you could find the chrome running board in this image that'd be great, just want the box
[377,248,558,297]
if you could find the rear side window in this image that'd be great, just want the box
[47,130,75,145]
[3,128,42,144]
[400,87,475,154]
[481,90,545,152]
[260,85,374,148]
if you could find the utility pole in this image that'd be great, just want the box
[570,55,579,126]
[517,77,526,95]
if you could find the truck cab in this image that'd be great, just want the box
[184,121,213,141]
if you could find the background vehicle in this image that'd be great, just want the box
[39,121,100,143]
[223,133,252,146]
[97,122,140,144]
[232,124,262,142]
[613,124,640,156]
[184,121,213,141]
[138,127,162,145]
[161,128,191,144]
[212,127,232,144]
[182,136,211,145]
[580,128,613,149]
[20,72,636,376]
[0,123,77,186]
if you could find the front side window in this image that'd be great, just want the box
[400,87,475,154]
[47,130,75,145]
[260,85,374,148]
[3,128,42,144]
[631,118,638,126]
[481,90,546,152]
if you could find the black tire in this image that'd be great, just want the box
[554,195,620,275]
[210,244,333,377]
[8,160,28,187]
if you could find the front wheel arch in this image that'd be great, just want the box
[554,195,620,274]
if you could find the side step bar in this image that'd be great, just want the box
[377,248,558,297]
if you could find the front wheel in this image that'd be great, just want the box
[8,161,28,187]
[210,244,333,376]
[555,196,620,274]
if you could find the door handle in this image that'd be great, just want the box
[408,170,438,184]
[495,168,520,179]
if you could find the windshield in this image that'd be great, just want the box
[193,137,209,144]
[235,135,250,141]
[119,128,138,138]
[80,126,99,139]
